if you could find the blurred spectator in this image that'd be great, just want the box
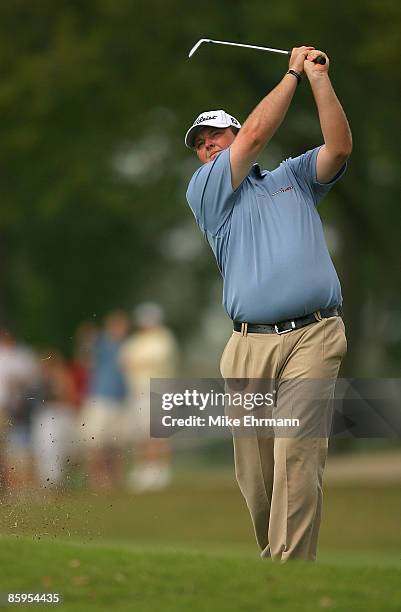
[31,350,78,490]
[80,310,130,490]
[120,302,179,492]
[0,329,39,492]
[68,321,98,410]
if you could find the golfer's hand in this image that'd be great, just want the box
[289,46,315,74]
[304,49,330,77]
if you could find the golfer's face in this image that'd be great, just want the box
[194,127,236,164]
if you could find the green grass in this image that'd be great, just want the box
[1,479,400,611]
[0,538,400,612]
[1,481,400,553]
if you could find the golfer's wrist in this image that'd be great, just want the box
[285,69,302,86]
[306,70,330,84]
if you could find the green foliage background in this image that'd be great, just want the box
[0,0,400,372]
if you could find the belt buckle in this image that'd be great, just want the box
[274,320,296,335]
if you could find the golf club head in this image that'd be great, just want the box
[188,39,211,58]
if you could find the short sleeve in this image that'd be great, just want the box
[285,146,346,206]
[186,148,236,235]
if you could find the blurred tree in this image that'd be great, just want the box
[0,0,399,374]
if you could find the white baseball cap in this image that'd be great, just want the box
[185,109,241,149]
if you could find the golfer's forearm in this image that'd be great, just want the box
[309,74,352,156]
[239,74,298,151]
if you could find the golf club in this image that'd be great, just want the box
[188,38,326,65]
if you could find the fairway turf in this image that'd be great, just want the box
[1,480,400,610]
[0,538,400,612]
[0,481,400,552]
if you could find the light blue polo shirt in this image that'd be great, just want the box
[186,146,346,323]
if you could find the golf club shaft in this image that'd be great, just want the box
[207,39,289,56]
[189,38,326,65]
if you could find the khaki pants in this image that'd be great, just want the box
[220,316,347,562]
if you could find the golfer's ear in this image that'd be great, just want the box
[229,130,262,190]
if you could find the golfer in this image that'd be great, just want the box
[185,46,352,562]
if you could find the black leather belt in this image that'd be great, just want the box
[233,306,342,335]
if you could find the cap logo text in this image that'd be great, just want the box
[193,114,218,126]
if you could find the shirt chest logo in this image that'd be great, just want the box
[271,185,294,196]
